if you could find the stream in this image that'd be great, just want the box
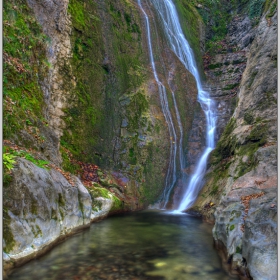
[9,211,238,280]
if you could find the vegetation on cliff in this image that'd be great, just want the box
[3,0,200,213]
[3,0,49,140]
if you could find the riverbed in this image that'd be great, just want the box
[9,210,238,280]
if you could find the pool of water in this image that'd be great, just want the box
[9,210,238,280]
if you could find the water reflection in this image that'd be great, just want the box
[9,210,238,280]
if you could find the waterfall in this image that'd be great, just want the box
[151,0,217,212]
[137,0,178,208]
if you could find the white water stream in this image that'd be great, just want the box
[137,0,178,208]
[138,0,216,211]
[152,0,217,212]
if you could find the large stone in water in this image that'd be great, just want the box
[3,158,115,273]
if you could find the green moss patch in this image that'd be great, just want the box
[62,0,146,169]
[173,0,204,72]
[88,185,124,213]
[223,83,239,91]
[3,209,16,253]
[213,118,237,161]
[244,111,254,124]
[3,0,49,140]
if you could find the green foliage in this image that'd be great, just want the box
[8,149,49,169]
[249,0,266,19]
[23,152,49,169]
[246,124,267,144]
[68,0,86,30]
[62,0,104,164]
[236,153,257,177]
[194,0,230,43]
[3,153,16,171]
[129,148,137,165]
[89,186,112,199]
[212,119,267,179]
[213,118,237,160]
[88,185,124,213]
[230,224,235,231]
[111,195,123,212]
[193,0,267,52]
[265,0,277,17]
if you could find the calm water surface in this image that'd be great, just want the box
[9,210,238,280]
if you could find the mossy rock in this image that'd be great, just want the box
[3,209,16,253]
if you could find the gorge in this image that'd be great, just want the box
[3,0,277,279]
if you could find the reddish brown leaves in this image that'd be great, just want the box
[240,192,265,232]
[3,52,27,73]
[79,162,99,187]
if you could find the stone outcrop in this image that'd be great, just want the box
[205,15,255,140]
[3,158,125,276]
[27,0,74,140]
[191,3,277,279]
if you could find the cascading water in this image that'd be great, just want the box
[151,0,217,212]
[137,0,178,208]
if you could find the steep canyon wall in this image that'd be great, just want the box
[3,0,277,279]
[3,0,199,274]
[190,1,277,279]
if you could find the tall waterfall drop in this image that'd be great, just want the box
[139,0,216,212]
[137,0,178,208]
[152,0,217,212]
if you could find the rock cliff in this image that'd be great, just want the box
[3,0,277,279]
[190,1,277,279]
[3,0,198,275]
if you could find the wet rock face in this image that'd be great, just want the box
[193,4,277,280]
[233,15,277,140]
[205,14,256,141]
[213,146,277,279]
